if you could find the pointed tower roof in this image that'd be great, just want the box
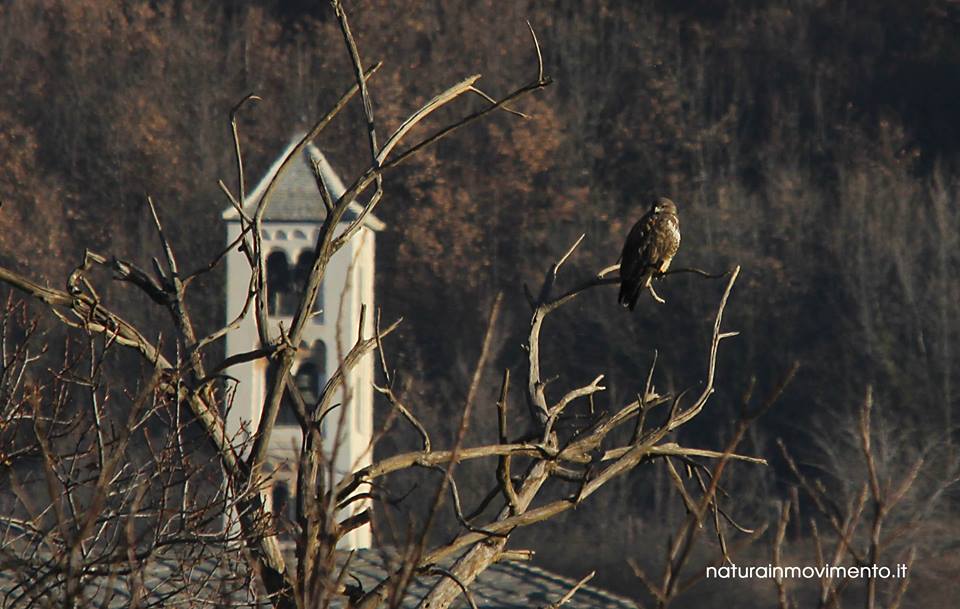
[222,135,385,230]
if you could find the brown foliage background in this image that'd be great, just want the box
[1,0,958,605]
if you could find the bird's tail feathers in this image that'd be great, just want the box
[618,282,636,310]
[619,271,653,311]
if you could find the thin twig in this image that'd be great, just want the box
[540,570,595,609]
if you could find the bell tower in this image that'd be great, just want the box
[222,136,383,549]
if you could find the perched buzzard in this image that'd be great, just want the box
[618,197,681,310]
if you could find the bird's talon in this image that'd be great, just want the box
[648,284,666,304]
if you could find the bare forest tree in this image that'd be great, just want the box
[770,388,959,609]
[0,5,769,609]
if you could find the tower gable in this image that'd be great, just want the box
[222,135,384,230]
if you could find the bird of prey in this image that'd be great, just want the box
[618,197,681,309]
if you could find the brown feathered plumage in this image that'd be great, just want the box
[618,197,681,310]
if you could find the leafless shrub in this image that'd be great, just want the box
[0,296,255,608]
[774,387,959,609]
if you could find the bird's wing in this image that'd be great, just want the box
[620,210,658,278]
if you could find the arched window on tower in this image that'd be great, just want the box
[295,362,319,410]
[270,341,327,427]
[266,364,300,427]
[294,341,327,412]
[271,480,292,523]
[294,250,324,323]
[266,251,291,316]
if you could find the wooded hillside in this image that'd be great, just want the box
[1,1,957,605]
